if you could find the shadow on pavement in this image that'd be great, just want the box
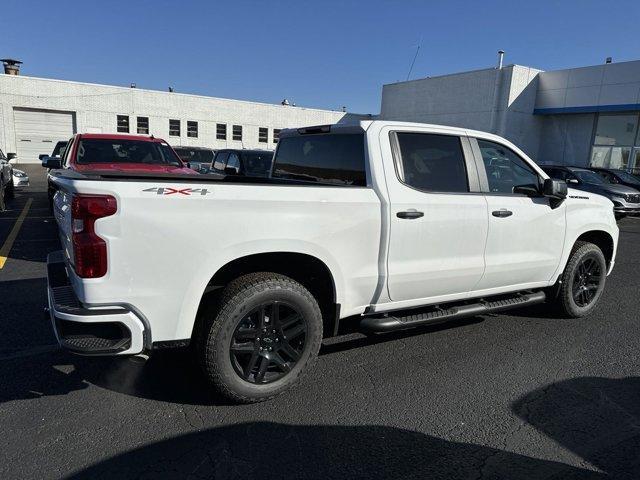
[0,348,226,406]
[63,421,605,480]
[512,376,640,478]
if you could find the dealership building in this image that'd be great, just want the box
[0,60,352,163]
[381,58,640,172]
[2,57,640,171]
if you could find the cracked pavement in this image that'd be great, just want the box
[1,166,639,479]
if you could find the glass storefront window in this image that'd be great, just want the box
[590,113,640,173]
[594,114,638,146]
[609,147,631,170]
[590,146,610,167]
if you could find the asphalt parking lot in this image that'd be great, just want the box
[1,165,639,479]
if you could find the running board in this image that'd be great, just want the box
[359,290,546,333]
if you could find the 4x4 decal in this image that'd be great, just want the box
[142,187,212,196]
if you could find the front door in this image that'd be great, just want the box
[383,128,489,303]
[471,138,566,292]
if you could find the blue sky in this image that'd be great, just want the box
[3,0,639,114]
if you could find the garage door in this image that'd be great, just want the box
[13,108,76,163]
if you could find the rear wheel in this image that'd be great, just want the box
[199,272,322,403]
[551,241,607,317]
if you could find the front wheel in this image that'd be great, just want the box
[550,241,607,317]
[200,272,323,403]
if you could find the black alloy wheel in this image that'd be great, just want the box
[571,255,603,308]
[230,301,307,384]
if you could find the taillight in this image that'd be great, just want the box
[71,194,117,278]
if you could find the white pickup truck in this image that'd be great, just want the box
[47,121,618,402]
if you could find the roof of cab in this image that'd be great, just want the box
[76,133,167,142]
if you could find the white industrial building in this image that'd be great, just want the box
[381,57,640,173]
[0,61,353,163]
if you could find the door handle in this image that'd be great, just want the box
[397,210,424,219]
[492,209,513,218]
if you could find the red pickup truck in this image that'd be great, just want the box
[42,133,196,206]
[42,133,196,173]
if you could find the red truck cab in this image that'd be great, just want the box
[57,133,196,174]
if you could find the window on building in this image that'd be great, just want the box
[232,125,242,141]
[273,129,281,143]
[272,133,366,186]
[169,119,181,137]
[591,113,640,174]
[216,123,227,140]
[137,117,149,134]
[395,133,468,193]
[117,115,129,133]
[187,121,198,138]
[477,139,539,194]
[259,127,268,143]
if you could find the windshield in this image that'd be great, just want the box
[615,171,640,184]
[241,152,273,176]
[76,139,182,166]
[571,169,605,184]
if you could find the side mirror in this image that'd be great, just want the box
[39,154,48,160]
[42,157,62,169]
[7,153,16,161]
[543,178,567,200]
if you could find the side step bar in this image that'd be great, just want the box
[360,290,546,333]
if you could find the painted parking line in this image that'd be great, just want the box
[0,198,33,269]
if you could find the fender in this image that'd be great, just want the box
[172,239,345,341]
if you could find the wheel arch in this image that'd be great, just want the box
[192,252,340,342]
[574,230,615,270]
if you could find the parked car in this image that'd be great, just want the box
[42,133,196,206]
[589,167,640,190]
[46,121,618,403]
[12,168,29,188]
[542,165,640,220]
[173,146,216,173]
[211,149,273,177]
[0,147,15,209]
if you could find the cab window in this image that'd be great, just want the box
[477,139,539,194]
[395,133,469,193]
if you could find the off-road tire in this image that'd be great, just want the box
[199,272,323,403]
[551,241,607,318]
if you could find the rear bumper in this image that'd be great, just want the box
[46,251,146,355]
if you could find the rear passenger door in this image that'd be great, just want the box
[383,128,489,303]
[470,138,566,292]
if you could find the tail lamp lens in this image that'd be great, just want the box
[71,195,117,278]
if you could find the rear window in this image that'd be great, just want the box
[272,133,366,186]
[76,139,182,166]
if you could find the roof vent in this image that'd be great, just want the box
[497,50,505,69]
[281,98,290,106]
[1,58,22,75]
[605,57,612,64]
